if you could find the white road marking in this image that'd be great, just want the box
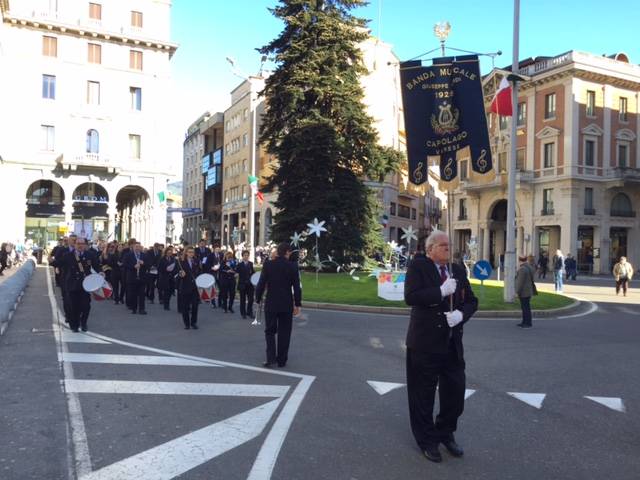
[465,389,476,400]
[367,381,405,395]
[585,396,626,413]
[60,330,111,344]
[617,306,640,316]
[507,392,546,409]
[59,352,223,367]
[65,379,289,398]
[369,337,384,349]
[558,300,598,319]
[80,398,284,480]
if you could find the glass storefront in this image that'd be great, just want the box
[25,216,65,249]
[577,226,594,273]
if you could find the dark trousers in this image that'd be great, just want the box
[161,285,173,309]
[146,274,158,301]
[220,276,236,311]
[264,311,293,365]
[519,296,532,326]
[126,280,146,313]
[68,290,91,331]
[111,275,122,302]
[61,282,73,321]
[616,277,629,295]
[179,291,199,327]
[238,283,254,316]
[406,346,466,449]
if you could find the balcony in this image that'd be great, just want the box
[610,210,636,218]
[583,208,596,215]
[457,215,468,221]
[56,153,120,173]
[541,207,555,216]
[606,167,640,181]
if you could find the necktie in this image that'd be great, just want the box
[440,265,448,284]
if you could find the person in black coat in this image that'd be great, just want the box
[255,242,302,368]
[218,251,237,313]
[194,240,211,264]
[176,246,201,329]
[144,243,162,303]
[235,249,255,319]
[56,235,77,322]
[158,246,177,311]
[61,237,100,332]
[403,230,478,463]
[203,247,221,308]
[122,242,148,314]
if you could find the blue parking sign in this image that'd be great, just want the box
[473,260,492,281]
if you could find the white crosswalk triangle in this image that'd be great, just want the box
[367,381,406,395]
[465,389,476,400]
[507,392,546,409]
[585,396,626,413]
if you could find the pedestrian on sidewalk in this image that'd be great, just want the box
[537,252,548,279]
[613,257,634,296]
[176,246,200,329]
[0,242,8,276]
[255,242,302,369]
[516,255,537,328]
[403,230,478,463]
[552,249,565,293]
[565,254,577,281]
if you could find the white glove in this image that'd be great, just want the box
[445,309,463,328]
[440,277,457,298]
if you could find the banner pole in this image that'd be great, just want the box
[448,188,453,312]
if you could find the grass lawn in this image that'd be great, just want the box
[300,272,574,311]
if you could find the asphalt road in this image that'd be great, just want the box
[1,265,638,479]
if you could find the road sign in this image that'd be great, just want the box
[167,207,202,214]
[473,260,492,280]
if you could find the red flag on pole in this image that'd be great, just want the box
[490,77,513,116]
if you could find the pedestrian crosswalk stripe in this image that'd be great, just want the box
[464,389,476,400]
[507,392,546,409]
[367,381,405,395]
[584,396,626,413]
[60,331,110,344]
[59,352,223,367]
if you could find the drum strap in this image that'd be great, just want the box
[75,252,88,278]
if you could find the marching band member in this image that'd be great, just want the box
[123,242,148,315]
[176,246,201,329]
[219,251,237,313]
[61,237,100,332]
[235,249,255,319]
[158,246,177,311]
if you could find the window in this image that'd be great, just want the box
[131,10,143,28]
[242,159,247,172]
[499,115,508,130]
[619,97,628,122]
[516,148,525,170]
[411,208,417,220]
[129,50,143,70]
[618,144,628,168]
[242,185,247,199]
[42,74,56,99]
[585,188,594,211]
[498,152,507,172]
[398,205,411,219]
[543,142,554,168]
[87,81,100,105]
[129,134,141,158]
[88,43,101,64]
[390,202,396,216]
[543,189,554,214]
[130,87,142,110]
[88,2,102,20]
[459,159,468,180]
[41,125,55,151]
[544,93,556,119]
[586,90,596,117]
[516,102,526,127]
[242,133,248,147]
[611,193,634,217]
[243,108,248,120]
[458,199,467,220]
[42,36,57,57]
[86,129,99,153]
[584,139,595,166]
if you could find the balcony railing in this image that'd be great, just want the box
[457,215,468,221]
[610,210,636,218]
[583,208,596,215]
[541,207,555,216]
[57,153,119,173]
[606,167,640,181]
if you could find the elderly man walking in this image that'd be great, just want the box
[404,230,478,463]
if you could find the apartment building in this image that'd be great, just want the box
[449,51,639,273]
[0,0,177,246]
[181,113,207,245]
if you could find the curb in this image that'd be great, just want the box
[0,259,36,336]
[302,298,581,318]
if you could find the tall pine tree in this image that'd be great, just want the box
[259,0,402,264]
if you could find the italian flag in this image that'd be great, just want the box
[489,77,513,116]
[248,175,264,205]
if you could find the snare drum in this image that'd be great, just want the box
[82,273,113,301]
[195,273,216,301]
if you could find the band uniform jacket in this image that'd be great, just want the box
[195,247,211,263]
[404,254,478,359]
[176,258,201,295]
[255,256,302,313]
[235,260,255,287]
[202,251,221,275]
[144,249,161,277]
[61,249,100,292]
[122,251,149,283]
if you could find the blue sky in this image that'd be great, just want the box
[168,0,639,165]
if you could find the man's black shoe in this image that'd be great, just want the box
[184,326,190,330]
[442,439,464,457]
[71,328,79,333]
[277,363,286,368]
[422,445,442,463]
[81,326,88,332]
[518,324,532,329]
[191,324,198,329]
[262,362,275,368]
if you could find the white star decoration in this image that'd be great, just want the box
[307,218,327,237]
[290,231,304,248]
[401,226,418,243]
[388,240,398,251]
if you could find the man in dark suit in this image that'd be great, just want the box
[144,243,162,303]
[236,249,255,319]
[56,235,76,322]
[61,237,100,332]
[176,246,201,329]
[123,242,148,314]
[255,242,302,368]
[194,239,211,264]
[404,230,478,463]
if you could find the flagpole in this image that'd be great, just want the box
[504,0,520,303]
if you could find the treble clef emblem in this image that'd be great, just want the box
[477,149,488,172]
[413,162,424,183]
[444,157,454,179]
